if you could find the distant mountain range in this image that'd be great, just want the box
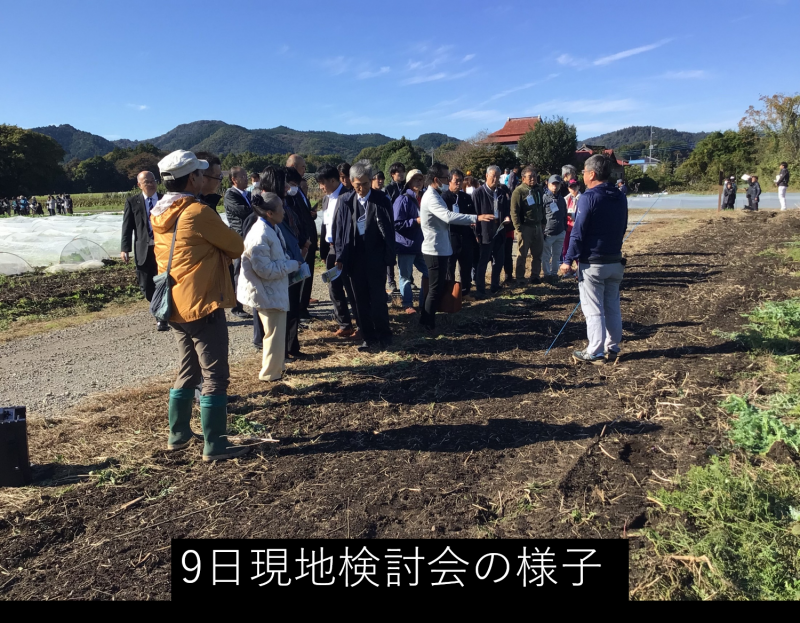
[30,122,462,162]
[583,126,710,150]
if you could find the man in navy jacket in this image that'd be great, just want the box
[334,161,396,351]
[560,155,628,365]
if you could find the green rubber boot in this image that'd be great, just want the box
[167,388,196,450]
[200,395,249,462]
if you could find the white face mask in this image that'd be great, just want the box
[287,185,299,197]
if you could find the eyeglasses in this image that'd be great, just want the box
[204,174,224,181]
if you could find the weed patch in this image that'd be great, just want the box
[641,456,800,601]
[722,393,800,453]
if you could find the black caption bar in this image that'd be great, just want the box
[172,539,628,599]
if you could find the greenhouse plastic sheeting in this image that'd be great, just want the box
[0,252,34,276]
[0,215,122,274]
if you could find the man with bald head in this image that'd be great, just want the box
[286,154,306,177]
[121,170,166,330]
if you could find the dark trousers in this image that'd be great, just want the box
[136,246,158,302]
[450,232,474,293]
[286,281,302,355]
[319,226,330,260]
[475,235,505,294]
[421,254,444,329]
[171,308,229,396]
[327,251,356,329]
[300,244,317,313]
[348,259,391,344]
[387,264,397,288]
[230,258,244,312]
[504,236,514,280]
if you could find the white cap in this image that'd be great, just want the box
[158,150,209,181]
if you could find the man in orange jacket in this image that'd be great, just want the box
[151,150,248,462]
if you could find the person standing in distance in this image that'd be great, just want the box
[776,162,790,211]
[121,170,166,330]
[559,155,628,365]
[223,166,254,319]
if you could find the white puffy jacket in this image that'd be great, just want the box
[237,218,299,312]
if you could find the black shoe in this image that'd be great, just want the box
[529,277,542,285]
[504,278,517,287]
[472,292,487,301]
[605,350,620,364]
[357,341,372,352]
[231,308,252,319]
[157,320,170,331]
[285,354,297,363]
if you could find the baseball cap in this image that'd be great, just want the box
[405,169,423,183]
[548,174,563,184]
[158,150,209,181]
[616,179,624,184]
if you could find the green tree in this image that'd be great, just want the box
[516,116,577,175]
[70,156,127,193]
[354,138,427,176]
[437,132,518,176]
[0,125,67,196]
[676,129,758,187]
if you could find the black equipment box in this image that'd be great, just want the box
[0,406,32,487]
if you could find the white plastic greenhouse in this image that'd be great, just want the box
[0,215,122,276]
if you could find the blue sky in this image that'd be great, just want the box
[2,0,798,142]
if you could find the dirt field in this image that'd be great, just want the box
[1,209,799,600]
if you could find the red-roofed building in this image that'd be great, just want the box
[574,144,628,179]
[483,116,542,152]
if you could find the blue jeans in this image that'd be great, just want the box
[397,252,428,309]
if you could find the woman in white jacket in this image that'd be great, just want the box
[237,192,300,381]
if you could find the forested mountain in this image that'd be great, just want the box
[583,126,710,149]
[114,122,396,160]
[31,121,463,163]
[30,124,116,162]
[412,133,462,151]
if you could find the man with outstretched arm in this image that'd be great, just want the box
[559,154,628,365]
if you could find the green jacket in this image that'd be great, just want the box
[510,183,545,231]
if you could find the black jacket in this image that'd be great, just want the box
[777,168,790,187]
[334,190,396,270]
[441,189,476,236]
[121,192,163,266]
[223,187,252,237]
[386,180,403,203]
[287,189,318,247]
[722,185,736,207]
[472,184,510,244]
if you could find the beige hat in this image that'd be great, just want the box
[405,169,423,184]
[158,150,209,181]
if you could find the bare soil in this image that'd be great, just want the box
[1,210,799,600]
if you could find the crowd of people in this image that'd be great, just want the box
[117,148,632,462]
[0,194,73,216]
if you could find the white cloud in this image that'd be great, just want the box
[594,39,671,66]
[557,54,581,67]
[482,74,559,105]
[448,108,503,122]
[402,69,475,86]
[358,66,391,80]
[661,70,707,79]
[532,98,639,115]
[321,56,350,75]
[127,104,149,111]
[463,53,476,62]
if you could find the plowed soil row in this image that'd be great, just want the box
[1,211,799,600]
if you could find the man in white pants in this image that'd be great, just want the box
[559,155,628,365]
[776,162,790,211]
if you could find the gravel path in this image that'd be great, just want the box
[0,266,428,419]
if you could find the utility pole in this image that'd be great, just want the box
[649,127,656,163]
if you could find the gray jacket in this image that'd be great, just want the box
[542,190,567,237]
